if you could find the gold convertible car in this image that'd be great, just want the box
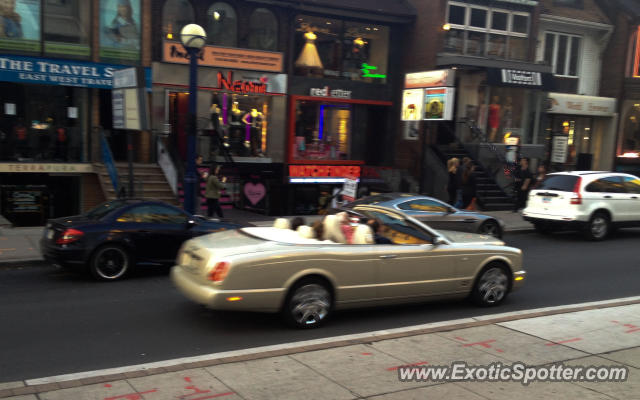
[171,205,525,328]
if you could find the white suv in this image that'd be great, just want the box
[523,171,640,240]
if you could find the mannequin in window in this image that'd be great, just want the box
[242,108,265,157]
[229,100,244,155]
[501,96,514,139]
[488,96,501,142]
[295,31,323,77]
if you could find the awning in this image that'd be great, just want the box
[487,67,556,91]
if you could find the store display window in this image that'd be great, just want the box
[294,15,389,83]
[620,104,640,156]
[293,100,352,161]
[0,82,88,162]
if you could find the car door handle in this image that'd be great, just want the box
[632,196,639,199]
[379,254,397,259]
[463,219,476,223]
[603,196,612,199]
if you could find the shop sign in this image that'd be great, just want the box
[546,93,616,117]
[405,69,455,89]
[289,165,361,178]
[217,71,267,95]
[0,55,148,89]
[401,89,424,121]
[0,163,93,173]
[309,86,352,99]
[341,176,358,202]
[551,136,569,164]
[424,87,455,121]
[163,41,283,73]
[501,69,542,86]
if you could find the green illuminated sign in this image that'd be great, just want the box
[361,63,386,79]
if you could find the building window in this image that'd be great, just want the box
[43,0,91,57]
[293,100,352,161]
[544,32,581,77]
[294,15,389,83]
[629,27,640,78]
[99,0,141,62]
[0,0,41,52]
[248,8,278,51]
[162,0,195,41]
[206,2,237,47]
[444,1,529,61]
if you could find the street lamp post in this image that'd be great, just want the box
[180,24,207,214]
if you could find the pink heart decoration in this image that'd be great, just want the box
[244,183,266,205]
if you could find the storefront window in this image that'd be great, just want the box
[206,2,237,47]
[546,116,593,165]
[293,100,352,161]
[621,105,640,155]
[248,8,278,51]
[43,0,91,57]
[162,0,195,41]
[99,0,141,62]
[0,82,87,162]
[294,15,389,83]
[342,22,389,83]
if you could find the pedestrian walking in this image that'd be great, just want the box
[513,157,533,212]
[461,164,477,209]
[532,163,547,189]
[205,164,226,218]
[446,157,460,206]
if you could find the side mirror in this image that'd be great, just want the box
[446,207,456,214]
[433,236,447,246]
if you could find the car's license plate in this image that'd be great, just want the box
[46,229,54,239]
[542,197,552,203]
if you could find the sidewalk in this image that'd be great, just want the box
[0,209,533,265]
[1,299,638,400]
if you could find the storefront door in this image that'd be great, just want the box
[548,116,593,168]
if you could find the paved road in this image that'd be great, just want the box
[1,230,639,382]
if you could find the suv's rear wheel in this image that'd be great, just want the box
[584,212,610,241]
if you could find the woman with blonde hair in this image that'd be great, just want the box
[446,157,460,205]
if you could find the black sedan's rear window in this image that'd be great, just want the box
[537,175,579,192]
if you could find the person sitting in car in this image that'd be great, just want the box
[367,219,392,244]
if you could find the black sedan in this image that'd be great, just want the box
[40,199,245,281]
[343,193,505,238]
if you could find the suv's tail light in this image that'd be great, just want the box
[56,228,84,244]
[208,261,230,282]
[570,177,583,205]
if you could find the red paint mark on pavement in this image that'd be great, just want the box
[386,361,429,371]
[361,352,373,356]
[462,339,496,349]
[184,377,193,383]
[454,336,467,342]
[545,338,583,346]
[611,321,619,324]
[496,349,504,353]
[104,389,158,400]
[104,384,112,388]
[626,328,640,333]
[623,324,638,329]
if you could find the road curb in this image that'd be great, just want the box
[4,296,639,398]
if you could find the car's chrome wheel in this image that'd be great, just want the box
[285,282,332,328]
[91,245,130,281]
[479,220,501,238]
[472,265,509,306]
[586,213,609,241]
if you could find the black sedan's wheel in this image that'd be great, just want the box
[283,279,332,329]
[584,212,610,241]
[478,220,501,238]
[471,264,510,306]
[90,245,130,281]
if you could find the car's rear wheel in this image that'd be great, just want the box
[283,279,332,329]
[471,264,510,306]
[90,245,130,281]
[584,212,610,241]
[478,220,501,238]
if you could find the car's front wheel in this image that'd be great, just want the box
[90,245,131,281]
[471,264,510,306]
[283,279,332,328]
[584,212,610,241]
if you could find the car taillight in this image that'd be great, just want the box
[570,177,583,205]
[56,228,84,244]
[208,261,230,282]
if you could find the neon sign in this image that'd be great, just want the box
[361,63,386,79]
[216,71,267,95]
